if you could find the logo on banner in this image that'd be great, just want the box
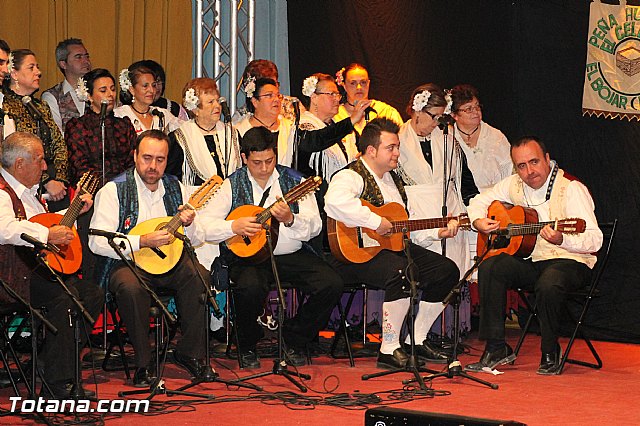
[583,3,640,120]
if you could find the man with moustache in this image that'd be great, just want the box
[465,136,602,375]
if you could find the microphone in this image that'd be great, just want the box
[151,109,165,129]
[88,228,127,239]
[99,99,108,125]
[20,233,65,257]
[437,114,455,129]
[364,106,376,121]
[21,96,44,121]
[219,97,231,123]
[291,98,301,125]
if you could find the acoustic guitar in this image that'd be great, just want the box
[127,175,223,275]
[476,200,586,260]
[29,172,100,274]
[225,176,322,263]
[327,199,471,264]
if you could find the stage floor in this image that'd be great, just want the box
[1,329,638,425]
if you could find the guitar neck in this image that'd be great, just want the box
[391,217,451,234]
[59,189,87,228]
[507,221,555,236]
[255,179,319,224]
[163,214,183,235]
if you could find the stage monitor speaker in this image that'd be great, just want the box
[364,407,526,426]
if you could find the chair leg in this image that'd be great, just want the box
[330,291,356,366]
[101,302,131,379]
[514,290,538,357]
[226,288,244,369]
[558,300,602,373]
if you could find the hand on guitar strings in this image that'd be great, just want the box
[74,192,93,215]
[473,217,500,234]
[376,217,393,236]
[48,224,75,246]
[438,217,460,239]
[269,198,294,224]
[231,216,263,238]
[539,224,563,245]
[177,204,196,227]
[140,230,174,248]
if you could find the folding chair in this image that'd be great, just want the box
[514,220,618,374]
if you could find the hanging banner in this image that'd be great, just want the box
[583,1,640,121]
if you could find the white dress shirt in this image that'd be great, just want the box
[199,167,321,256]
[41,79,86,133]
[88,170,204,259]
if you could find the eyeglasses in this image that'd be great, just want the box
[347,79,369,88]
[424,110,443,121]
[255,92,284,101]
[316,92,342,99]
[457,104,482,114]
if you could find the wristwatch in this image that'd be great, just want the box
[283,215,295,227]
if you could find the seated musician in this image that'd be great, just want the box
[324,118,460,369]
[0,132,103,398]
[89,129,213,387]
[199,126,342,369]
[465,136,602,375]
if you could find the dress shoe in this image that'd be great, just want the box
[377,348,409,369]
[132,367,154,388]
[537,344,561,375]
[41,380,96,399]
[173,350,216,380]
[407,340,449,364]
[465,344,516,372]
[284,347,307,367]
[239,350,261,369]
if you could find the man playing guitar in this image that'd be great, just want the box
[200,126,342,369]
[324,118,460,369]
[89,130,213,387]
[466,136,602,375]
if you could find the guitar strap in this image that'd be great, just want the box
[257,186,271,208]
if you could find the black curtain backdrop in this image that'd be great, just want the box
[288,0,640,343]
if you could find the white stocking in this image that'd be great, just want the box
[404,301,445,345]
[379,298,410,354]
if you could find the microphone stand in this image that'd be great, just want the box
[233,227,310,392]
[172,233,261,392]
[404,233,504,390]
[361,231,437,392]
[100,113,109,354]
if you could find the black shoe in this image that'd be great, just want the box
[377,348,409,369]
[465,344,516,372]
[41,380,96,399]
[409,340,449,364]
[173,350,216,380]
[239,350,261,369]
[537,344,561,375]
[132,367,154,388]
[284,347,307,367]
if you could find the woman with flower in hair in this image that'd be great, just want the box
[113,61,182,135]
[167,77,241,186]
[450,84,511,199]
[1,49,69,210]
[397,83,471,352]
[334,63,403,135]
[235,77,296,167]
[65,68,136,187]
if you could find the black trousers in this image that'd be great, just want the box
[30,268,104,384]
[109,254,207,368]
[477,254,591,353]
[328,243,459,303]
[229,249,343,351]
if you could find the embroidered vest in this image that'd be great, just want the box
[94,169,184,288]
[346,158,408,207]
[43,81,81,131]
[0,175,37,303]
[228,165,302,213]
[509,169,597,268]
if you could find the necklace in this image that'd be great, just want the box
[253,115,277,129]
[131,104,151,118]
[194,119,216,132]
[458,124,479,139]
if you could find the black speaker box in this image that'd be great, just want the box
[364,407,526,426]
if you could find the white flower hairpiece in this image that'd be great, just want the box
[75,77,90,102]
[301,76,318,97]
[335,67,345,86]
[412,90,432,112]
[244,75,256,98]
[119,69,132,92]
[444,91,453,115]
[183,88,199,111]
[6,53,14,75]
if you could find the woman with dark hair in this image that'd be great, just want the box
[333,63,403,135]
[450,84,511,194]
[140,59,190,121]
[113,62,182,134]
[235,77,296,166]
[65,68,136,187]
[397,84,471,346]
[2,49,69,209]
